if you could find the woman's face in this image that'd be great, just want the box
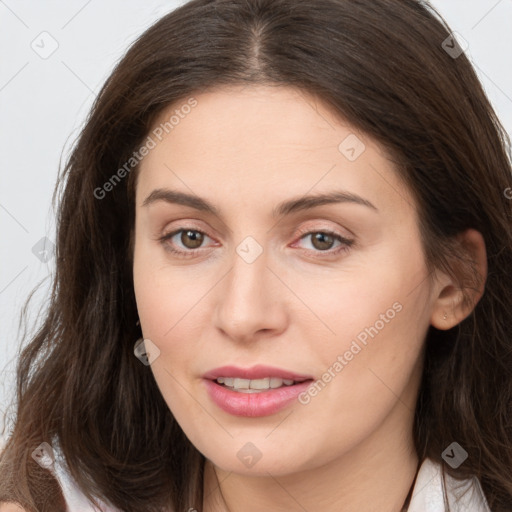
[133,85,438,476]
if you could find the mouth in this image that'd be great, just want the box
[202,365,315,417]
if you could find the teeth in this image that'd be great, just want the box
[215,377,296,391]
[249,377,269,390]
[270,377,283,388]
[234,378,250,389]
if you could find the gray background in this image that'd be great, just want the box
[1,0,511,447]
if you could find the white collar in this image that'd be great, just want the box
[408,458,491,512]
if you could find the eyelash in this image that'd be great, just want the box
[158,226,354,259]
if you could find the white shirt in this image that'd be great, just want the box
[408,457,491,512]
[47,439,491,512]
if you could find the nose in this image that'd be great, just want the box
[212,243,289,344]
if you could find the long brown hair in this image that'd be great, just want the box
[1,0,511,510]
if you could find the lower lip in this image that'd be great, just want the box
[203,379,313,417]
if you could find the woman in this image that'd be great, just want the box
[1,0,511,511]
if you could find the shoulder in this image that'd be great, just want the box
[408,457,491,512]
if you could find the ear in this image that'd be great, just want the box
[430,229,487,330]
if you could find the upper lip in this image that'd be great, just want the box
[203,365,314,382]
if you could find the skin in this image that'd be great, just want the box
[132,85,487,512]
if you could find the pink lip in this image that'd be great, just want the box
[203,379,313,417]
[202,365,314,417]
[203,364,313,382]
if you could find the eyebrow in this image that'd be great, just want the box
[141,188,378,217]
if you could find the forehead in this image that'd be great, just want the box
[136,85,415,219]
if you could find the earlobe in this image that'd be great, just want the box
[430,229,487,330]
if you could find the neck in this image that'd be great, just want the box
[202,403,420,512]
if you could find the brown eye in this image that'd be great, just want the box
[180,229,204,249]
[309,232,336,251]
[158,227,215,258]
[294,228,354,258]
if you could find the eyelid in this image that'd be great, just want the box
[294,220,354,239]
[292,218,356,239]
[157,219,216,242]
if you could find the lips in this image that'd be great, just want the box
[202,365,315,417]
[203,364,314,382]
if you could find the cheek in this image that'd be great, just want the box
[133,239,219,379]
[299,234,427,382]
[303,244,424,356]
[132,244,209,427]
[133,237,197,337]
